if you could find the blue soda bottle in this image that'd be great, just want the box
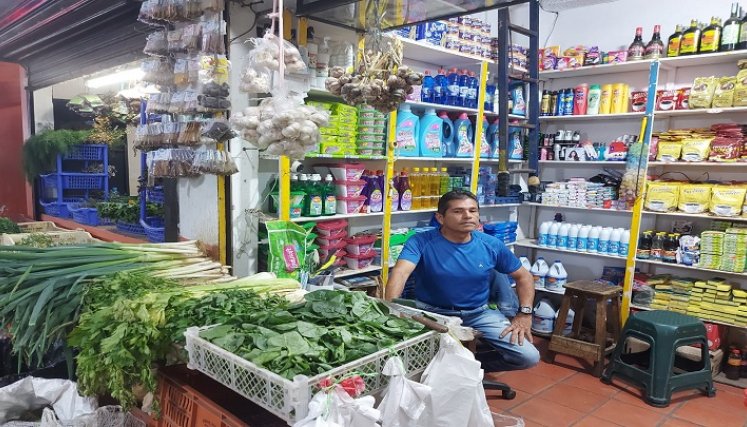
[421,70,435,104]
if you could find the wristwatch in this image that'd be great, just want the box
[519,306,533,315]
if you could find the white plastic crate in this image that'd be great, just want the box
[184,326,441,425]
[0,231,99,246]
[16,221,70,233]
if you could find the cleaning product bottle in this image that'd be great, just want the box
[485,79,496,112]
[439,167,450,194]
[555,307,575,336]
[532,298,555,334]
[454,113,474,158]
[418,108,444,157]
[487,118,500,159]
[446,67,460,106]
[429,167,440,208]
[323,173,336,216]
[548,221,562,248]
[466,71,479,109]
[411,167,422,210]
[519,256,532,271]
[396,104,420,157]
[558,223,571,248]
[587,84,602,115]
[598,227,613,254]
[530,257,549,288]
[458,69,470,107]
[434,68,448,105]
[538,221,551,246]
[381,170,399,212]
[508,126,524,160]
[619,229,631,257]
[307,174,324,217]
[588,226,602,253]
[609,228,623,255]
[439,112,455,157]
[299,173,310,215]
[421,70,435,103]
[290,173,300,192]
[577,225,591,252]
[568,223,580,249]
[546,260,568,291]
[478,117,491,158]
[398,170,413,211]
[367,171,383,213]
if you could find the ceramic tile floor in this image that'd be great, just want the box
[484,338,747,427]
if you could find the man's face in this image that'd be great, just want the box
[436,197,480,233]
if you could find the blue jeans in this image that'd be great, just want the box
[416,301,540,372]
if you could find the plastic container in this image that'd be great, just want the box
[329,163,365,181]
[316,231,349,247]
[418,108,444,157]
[568,223,580,250]
[573,83,589,115]
[439,112,455,157]
[446,67,460,106]
[434,68,448,105]
[318,240,347,260]
[478,117,491,158]
[555,307,575,336]
[519,256,532,271]
[538,221,551,247]
[358,124,386,134]
[577,225,591,252]
[609,228,623,255]
[345,234,378,255]
[356,148,386,156]
[587,84,602,115]
[487,118,499,159]
[454,113,474,158]
[548,222,561,248]
[532,298,555,334]
[358,133,386,143]
[619,229,631,257]
[334,180,367,198]
[546,260,568,291]
[336,195,367,214]
[395,104,420,157]
[598,227,613,254]
[530,257,549,288]
[421,70,435,103]
[558,223,571,249]
[344,252,376,269]
[588,226,602,253]
[315,219,348,236]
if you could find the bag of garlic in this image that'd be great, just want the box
[230,96,330,160]
[244,33,308,76]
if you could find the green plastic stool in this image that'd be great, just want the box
[601,310,716,407]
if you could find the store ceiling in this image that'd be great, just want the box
[0,0,150,90]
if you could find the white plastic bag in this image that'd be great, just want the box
[293,385,380,427]
[0,377,97,424]
[418,334,494,427]
[377,356,431,427]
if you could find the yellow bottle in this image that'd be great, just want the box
[599,84,613,114]
[430,167,440,208]
[411,167,422,210]
[439,167,450,195]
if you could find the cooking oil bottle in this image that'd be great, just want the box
[411,167,422,210]
[680,19,701,55]
[700,16,723,53]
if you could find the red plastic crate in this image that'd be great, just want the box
[158,370,247,427]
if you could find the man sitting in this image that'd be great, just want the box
[385,190,539,371]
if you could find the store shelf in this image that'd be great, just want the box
[261,153,388,161]
[630,304,747,331]
[396,157,523,163]
[513,239,627,261]
[334,265,382,278]
[655,106,747,117]
[635,258,747,278]
[648,161,747,168]
[539,112,645,122]
[540,60,655,79]
[307,88,342,100]
[482,203,522,209]
[538,160,627,166]
[536,285,565,295]
[397,36,490,67]
[403,100,479,114]
[523,202,632,214]
[659,50,747,69]
[391,208,436,216]
[290,212,385,222]
[713,372,747,389]
[642,210,747,223]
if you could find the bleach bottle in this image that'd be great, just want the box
[546,260,568,291]
[555,307,575,336]
[434,68,448,105]
[446,67,460,106]
[538,221,551,247]
[439,112,455,157]
[519,256,532,271]
[530,257,549,288]
[478,117,491,158]
[558,223,571,248]
[548,221,561,248]
[532,298,555,334]
[466,71,479,108]
[458,69,470,107]
[487,118,500,158]
[454,113,474,158]
[396,104,420,157]
[568,223,580,249]
[418,108,443,157]
[421,70,435,103]
[577,225,591,252]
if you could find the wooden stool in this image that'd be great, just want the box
[546,280,623,377]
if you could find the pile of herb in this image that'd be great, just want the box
[17,233,54,248]
[0,217,20,234]
[97,200,162,223]
[69,272,295,408]
[21,130,91,182]
[199,290,426,380]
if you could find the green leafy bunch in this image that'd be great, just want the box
[21,130,91,182]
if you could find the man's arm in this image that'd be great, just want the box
[499,266,535,345]
[384,259,417,301]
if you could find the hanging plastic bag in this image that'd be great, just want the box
[377,356,432,427]
[293,379,380,427]
[418,334,495,427]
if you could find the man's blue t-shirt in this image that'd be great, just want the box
[398,229,522,309]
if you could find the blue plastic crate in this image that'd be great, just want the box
[39,198,81,218]
[61,173,106,190]
[69,205,100,226]
[147,186,165,204]
[143,218,165,243]
[63,144,107,161]
[116,221,146,235]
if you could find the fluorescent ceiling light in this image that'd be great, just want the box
[86,68,144,88]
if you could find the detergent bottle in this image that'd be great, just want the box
[466,71,479,108]
[418,108,443,157]
[398,170,413,211]
[395,104,420,157]
[555,307,575,336]
[530,257,549,288]
[546,260,568,291]
[532,298,555,334]
[478,117,491,158]
[487,118,500,159]
[434,68,448,105]
[322,174,336,216]
[458,69,470,107]
[439,112,455,157]
[508,126,524,160]
[421,70,435,103]
[454,113,474,158]
[446,67,460,106]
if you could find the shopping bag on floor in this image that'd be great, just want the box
[377,356,431,427]
[418,334,494,427]
[293,382,380,427]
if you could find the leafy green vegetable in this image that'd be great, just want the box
[0,217,21,234]
[21,130,91,182]
[200,290,426,380]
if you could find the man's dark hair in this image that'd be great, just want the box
[437,190,479,215]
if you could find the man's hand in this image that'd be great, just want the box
[500,313,533,346]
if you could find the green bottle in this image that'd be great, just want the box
[322,174,337,216]
[306,174,324,217]
[299,174,310,216]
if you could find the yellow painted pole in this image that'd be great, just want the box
[278,156,291,221]
[470,61,489,194]
[298,17,308,45]
[381,109,398,286]
[217,141,227,264]
[282,9,292,41]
